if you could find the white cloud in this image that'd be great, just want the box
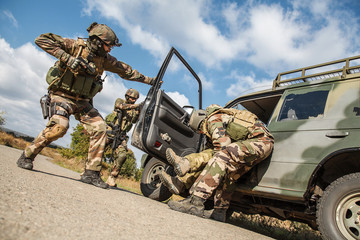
[166,91,190,107]
[83,0,360,74]
[0,38,52,137]
[225,71,273,98]
[2,10,18,28]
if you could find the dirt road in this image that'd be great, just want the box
[0,145,273,240]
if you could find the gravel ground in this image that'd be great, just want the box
[0,145,273,240]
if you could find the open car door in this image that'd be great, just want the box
[132,47,203,160]
[131,47,203,201]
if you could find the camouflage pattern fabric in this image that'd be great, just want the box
[35,33,154,93]
[190,120,274,209]
[109,138,129,176]
[106,97,141,176]
[179,148,214,189]
[24,94,107,171]
[113,98,141,132]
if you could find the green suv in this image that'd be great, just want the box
[132,49,360,240]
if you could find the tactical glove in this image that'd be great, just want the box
[55,50,81,72]
[66,56,82,71]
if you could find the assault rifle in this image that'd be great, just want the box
[77,56,96,75]
[107,110,127,163]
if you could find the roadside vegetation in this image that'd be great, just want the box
[0,128,321,239]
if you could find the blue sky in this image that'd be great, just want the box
[1,0,360,166]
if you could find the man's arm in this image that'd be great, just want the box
[103,54,154,85]
[208,114,232,152]
[35,33,82,71]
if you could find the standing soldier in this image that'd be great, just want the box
[105,88,142,187]
[165,104,274,221]
[16,22,155,189]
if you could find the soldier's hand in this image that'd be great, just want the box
[66,56,81,72]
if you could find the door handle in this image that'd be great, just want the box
[326,131,349,138]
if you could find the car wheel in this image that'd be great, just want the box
[317,172,360,240]
[140,157,172,201]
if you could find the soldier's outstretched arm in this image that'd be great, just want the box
[103,54,155,85]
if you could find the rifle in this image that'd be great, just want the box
[107,110,127,163]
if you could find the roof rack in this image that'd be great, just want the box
[272,55,360,89]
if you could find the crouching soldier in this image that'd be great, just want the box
[164,104,274,221]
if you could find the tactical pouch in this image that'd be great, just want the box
[226,121,249,141]
[46,65,61,85]
[89,80,103,98]
[40,94,50,119]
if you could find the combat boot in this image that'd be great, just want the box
[17,152,33,170]
[166,148,190,177]
[80,169,109,189]
[168,195,205,217]
[204,208,227,222]
[159,171,185,195]
[106,175,117,187]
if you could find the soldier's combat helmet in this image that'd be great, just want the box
[125,88,139,101]
[87,22,122,47]
[189,109,206,132]
[205,104,221,116]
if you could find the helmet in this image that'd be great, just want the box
[87,22,122,47]
[125,88,139,100]
[205,104,221,116]
[189,109,206,131]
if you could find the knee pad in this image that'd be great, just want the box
[44,124,67,141]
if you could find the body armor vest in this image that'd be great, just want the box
[202,108,258,141]
[46,39,104,99]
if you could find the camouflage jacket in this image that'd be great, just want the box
[35,33,154,85]
[105,98,142,133]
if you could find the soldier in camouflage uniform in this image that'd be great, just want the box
[17,22,155,189]
[105,88,142,187]
[166,104,274,221]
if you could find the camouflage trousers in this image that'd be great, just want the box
[179,149,214,189]
[24,94,107,171]
[190,133,274,209]
[108,137,130,177]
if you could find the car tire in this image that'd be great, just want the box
[140,157,172,201]
[316,172,360,240]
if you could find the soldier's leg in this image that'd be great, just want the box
[166,148,214,177]
[79,106,108,189]
[18,113,69,170]
[177,148,214,188]
[186,148,214,172]
[106,144,127,187]
[191,137,273,199]
[25,115,69,157]
[114,143,128,173]
[80,107,107,172]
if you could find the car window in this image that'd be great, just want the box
[277,89,330,121]
[160,57,201,109]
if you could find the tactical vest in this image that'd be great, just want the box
[202,108,258,141]
[46,39,103,99]
[106,99,140,133]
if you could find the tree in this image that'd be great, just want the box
[0,111,6,126]
[58,123,89,159]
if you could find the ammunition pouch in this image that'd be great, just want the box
[40,94,51,119]
[46,62,103,99]
[226,122,249,141]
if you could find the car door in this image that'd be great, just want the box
[131,47,203,161]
